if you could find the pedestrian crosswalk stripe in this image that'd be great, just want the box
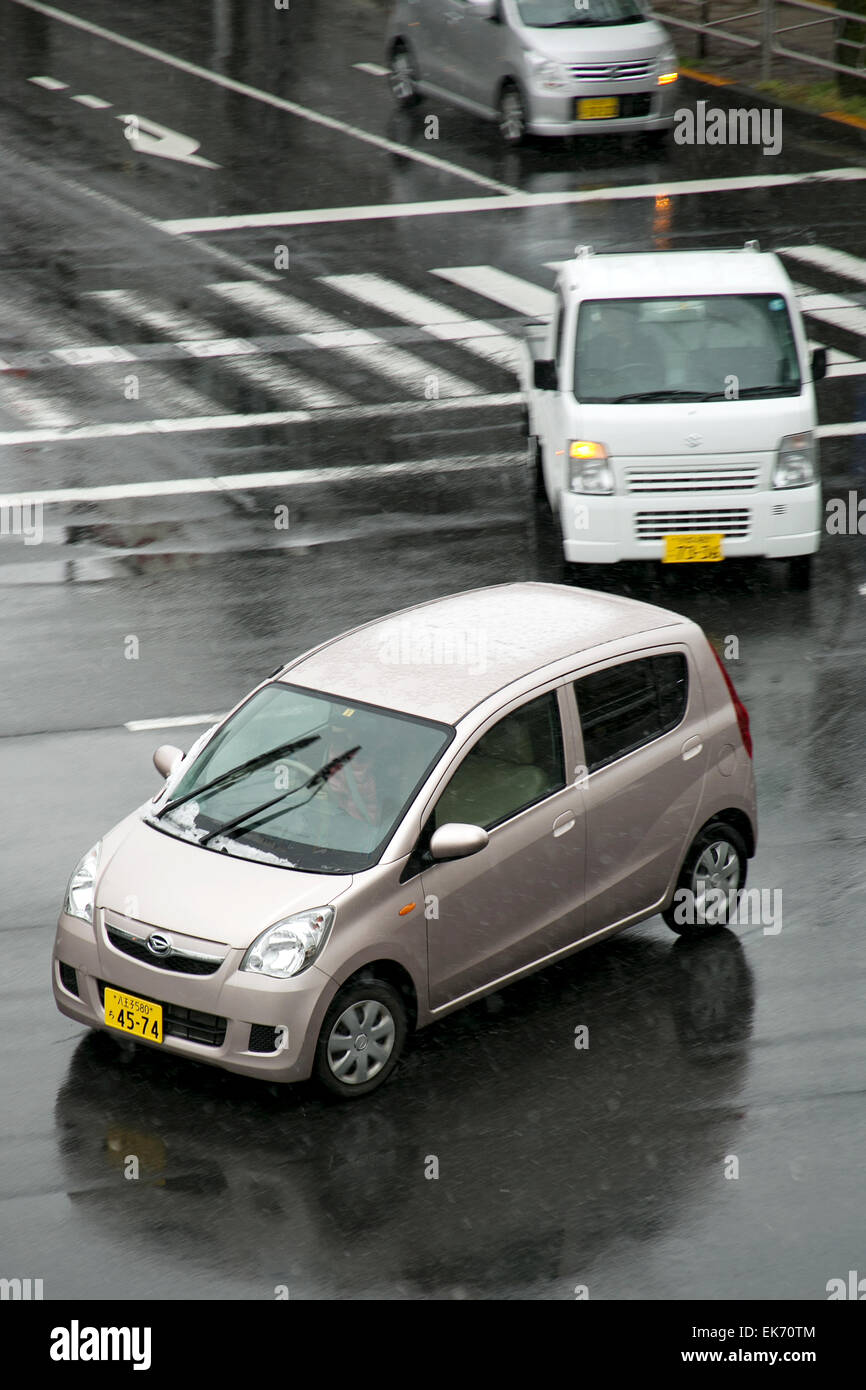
[320,273,520,370]
[208,281,481,400]
[432,267,554,318]
[781,244,866,287]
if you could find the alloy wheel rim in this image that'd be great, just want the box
[327,999,396,1085]
[391,53,414,101]
[693,839,741,916]
[501,92,524,142]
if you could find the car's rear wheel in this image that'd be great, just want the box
[499,82,527,146]
[314,978,407,1098]
[389,42,421,109]
[662,821,748,935]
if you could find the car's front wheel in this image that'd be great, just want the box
[388,42,421,109]
[788,553,813,591]
[314,978,407,1098]
[662,821,748,935]
[499,82,527,146]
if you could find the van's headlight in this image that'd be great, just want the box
[530,56,569,90]
[63,842,101,924]
[657,47,678,83]
[773,432,815,488]
[569,440,614,494]
[241,907,335,979]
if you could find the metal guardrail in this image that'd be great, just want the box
[653,0,866,84]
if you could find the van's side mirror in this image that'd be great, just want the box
[534,359,558,391]
[811,346,827,382]
[429,823,489,861]
[153,745,184,779]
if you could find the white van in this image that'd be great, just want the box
[522,245,825,589]
[385,0,678,145]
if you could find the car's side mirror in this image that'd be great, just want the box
[429,822,489,862]
[153,744,184,779]
[811,346,827,382]
[534,358,558,391]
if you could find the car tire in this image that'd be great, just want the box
[499,82,527,146]
[662,820,749,935]
[388,42,421,109]
[314,977,407,1099]
[788,554,813,591]
[530,435,550,510]
[646,128,669,152]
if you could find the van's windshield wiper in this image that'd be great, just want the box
[156,733,321,819]
[606,388,723,402]
[198,746,361,848]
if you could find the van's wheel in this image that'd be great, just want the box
[314,978,407,1098]
[788,554,813,591]
[530,435,549,510]
[389,42,421,109]
[662,821,748,935]
[499,82,527,146]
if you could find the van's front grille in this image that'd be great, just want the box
[625,465,760,493]
[635,509,751,540]
[569,60,656,81]
[98,981,227,1047]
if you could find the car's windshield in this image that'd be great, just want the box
[148,683,453,873]
[574,293,802,403]
[514,0,647,27]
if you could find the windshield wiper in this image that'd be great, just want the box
[606,388,721,402]
[198,746,361,847]
[156,733,321,819]
[737,383,798,398]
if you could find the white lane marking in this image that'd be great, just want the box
[208,281,480,398]
[71,93,111,108]
[353,62,388,77]
[0,374,79,427]
[794,285,866,337]
[84,289,351,409]
[52,345,138,364]
[782,244,866,286]
[28,75,68,89]
[10,0,515,196]
[0,453,527,508]
[125,714,223,732]
[0,393,523,447]
[818,421,866,437]
[320,274,519,370]
[116,114,219,169]
[158,169,866,234]
[432,266,554,317]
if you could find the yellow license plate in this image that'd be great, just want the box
[577,97,620,120]
[663,533,724,563]
[104,987,163,1043]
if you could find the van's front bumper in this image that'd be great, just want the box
[527,81,675,136]
[559,484,823,563]
[52,909,338,1085]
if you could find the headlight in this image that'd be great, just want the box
[63,842,101,924]
[773,432,815,488]
[568,440,614,494]
[657,47,678,83]
[530,57,569,90]
[241,907,335,980]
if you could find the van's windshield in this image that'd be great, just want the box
[574,294,802,403]
[515,0,647,26]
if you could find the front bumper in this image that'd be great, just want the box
[559,484,822,562]
[52,909,338,1084]
[526,81,675,136]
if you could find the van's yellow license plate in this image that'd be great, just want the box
[104,988,163,1043]
[663,534,724,563]
[577,97,620,120]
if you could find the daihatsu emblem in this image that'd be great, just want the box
[686,433,702,448]
[608,65,619,78]
[146,932,172,957]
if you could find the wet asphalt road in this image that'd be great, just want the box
[0,0,865,1301]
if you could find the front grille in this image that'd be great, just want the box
[98,981,227,1048]
[59,961,79,996]
[569,60,655,81]
[635,509,751,540]
[625,466,760,493]
[106,926,224,976]
[248,1024,281,1053]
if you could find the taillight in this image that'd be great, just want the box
[709,644,753,759]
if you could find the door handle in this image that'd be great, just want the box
[681,736,703,762]
[552,811,576,837]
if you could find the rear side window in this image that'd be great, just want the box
[575,654,688,773]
